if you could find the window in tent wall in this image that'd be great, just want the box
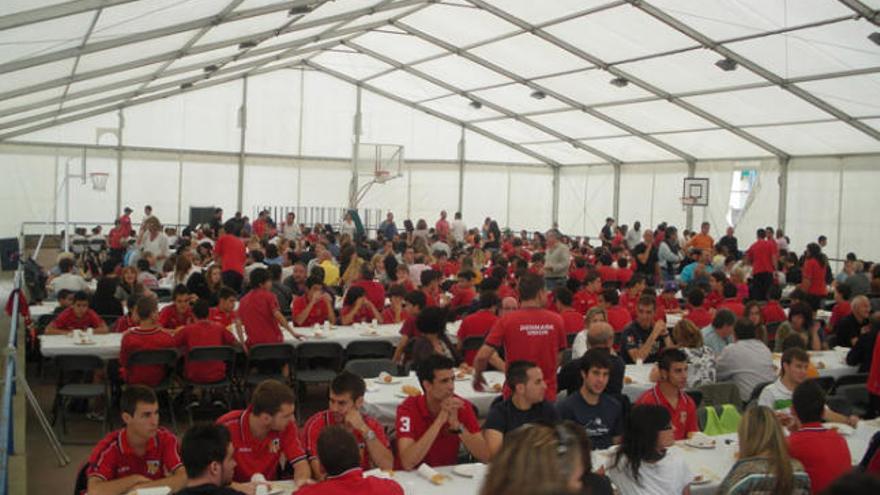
[726,168,760,228]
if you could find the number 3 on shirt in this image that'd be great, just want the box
[399,416,411,433]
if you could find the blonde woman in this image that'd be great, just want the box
[480,422,585,495]
[572,306,608,359]
[717,406,811,494]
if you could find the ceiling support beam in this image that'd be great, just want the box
[630,1,880,143]
[345,40,623,165]
[393,21,698,163]
[302,60,562,168]
[777,157,789,231]
[837,0,880,26]
[467,0,789,159]
[685,161,696,231]
[0,0,140,30]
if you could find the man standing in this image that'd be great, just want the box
[717,226,738,259]
[216,380,312,485]
[450,212,467,244]
[302,372,392,478]
[543,231,571,291]
[600,217,615,246]
[620,295,672,364]
[119,206,134,239]
[473,273,567,401]
[632,230,660,286]
[214,220,247,293]
[86,386,186,495]
[687,222,714,253]
[745,228,778,301]
[557,349,624,450]
[635,348,698,440]
[396,355,489,469]
[378,212,398,241]
[482,361,559,457]
[624,221,641,250]
[435,210,450,242]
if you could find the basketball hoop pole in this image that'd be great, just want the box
[62,149,87,252]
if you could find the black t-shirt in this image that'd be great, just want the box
[557,392,623,450]
[601,225,613,242]
[620,321,663,364]
[177,484,244,495]
[632,242,658,279]
[483,399,559,434]
[835,314,869,348]
[718,235,738,255]
[582,472,614,495]
[559,350,625,396]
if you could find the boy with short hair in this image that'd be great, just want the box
[158,284,195,331]
[46,290,109,335]
[120,296,176,387]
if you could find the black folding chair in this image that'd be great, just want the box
[809,376,835,394]
[244,343,296,390]
[566,333,577,348]
[560,348,573,366]
[685,389,703,408]
[51,354,109,444]
[127,348,179,430]
[183,346,238,422]
[461,336,486,354]
[344,358,398,379]
[766,322,781,347]
[294,342,344,417]
[153,287,172,302]
[831,373,869,416]
[100,314,120,328]
[344,340,394,361]
[747,381,773,407]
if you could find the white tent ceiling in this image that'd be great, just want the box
[1,0,879,166]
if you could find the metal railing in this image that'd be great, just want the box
[251,206,384,235]
[0,269,22,495]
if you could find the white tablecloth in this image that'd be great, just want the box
[622,363,655,402]
[269,463,487,495]
[363,371,504,427]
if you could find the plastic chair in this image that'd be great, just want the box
[183,345,238,422]
[832,374,870,416]
[344,358,398,379]
[127,348,179,430]
[344,340,394,361]
[747,381,773,407]
[831,373,868,394]
[51,354,109,444]
[100,314,120,328]
[809,376,835,394]
[685,389,703,408]
[244,343,295,389]
[294,342,344,416]
[698,382,742,411]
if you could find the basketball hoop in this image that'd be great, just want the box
[373,170,392,184]
[89,172,109,191]
[680,196,696,211]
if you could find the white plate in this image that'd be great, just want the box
[373,377,401,385]
[73,341,97,346]
[394,392,422,399]
[684,438,716,449]
[690,476,712,486]
[454,373,472,382]
[452,463,484,478]
[827,423,855,436]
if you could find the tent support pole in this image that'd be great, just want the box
[115,109,124,218]
[349,85,362,209]
[612,163,620,222]
[236,75,248,213]
[686,161,696,231]
[777,157,789,232]
[457,126,465,214]
[551,166,560,227]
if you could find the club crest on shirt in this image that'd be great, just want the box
[146,460,160,475]
[270,438,280,454]
[680,411,687,424]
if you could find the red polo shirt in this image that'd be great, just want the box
[215,234,246,275]
[421,288,438,308]
[717,299,744,318]
[341,303,374,324]
[239,288,282,346]
[656,295,680,318]
[803,258,828,297]
[351,280,386,311]
[52,307,103,331]
[119,326,176,386]
[747,239,777,274]
[829,301,851,330]
[118,214,132,238]
[485,307,566,401]
[449,285,476,310]
[762,301,787,324]
[157,304,194,329]
[208,307,237,328]
[787,423,851,493]
[685,307,713,328]
[496,283,518,301]
[456,309,498,365]
[572,289,599,315]
[217,407,307,482]
[381,307,405,324]
[112,314,136,333]
[86,427,182,483]
[635,384,698,440]
[108,227,125,250]
[302,410,388,471]
[399,315,420,339]
[560,309,585,336]
[395,394,480,468]
[705,291,723,309]
[617,268,633,284]
[296,468,403,495]
[292,295,331,327]
[606,305,633,333]
[597,265,617,283]
[173,320,236,383]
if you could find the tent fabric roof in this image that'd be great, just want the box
[1,0,879,166]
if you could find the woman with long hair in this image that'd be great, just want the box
[91,276,123,317]
[114,266,144,303]
[479,422,585,495]
[607,404,694,494]
[744,300,769,345]
[403,306,460,368]
[717,406,811,494]
[670,319,716,387]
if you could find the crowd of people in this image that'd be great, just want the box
[35,206,880,494]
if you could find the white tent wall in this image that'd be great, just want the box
[616,162,688,234]
[558,165,614,238]
[461,164,509,232]
[508,166,553,232]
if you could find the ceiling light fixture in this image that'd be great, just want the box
[203,64,218,73]
[869,32,880,46]
[469,100,482,109]
[180,82,194,90]
[239,40,258,49]
[530,90,546,100]
[715,57,738,71]
[609,77,628,88]
[289,4,315,16]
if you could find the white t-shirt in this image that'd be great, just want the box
[607,450,694,495]
[757,378,792,411]
[51,273,90,296]
[450,219,467,242]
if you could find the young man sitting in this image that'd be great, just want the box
[216,379,312,486]
[449,271,477,312]
[291,276,335,328]
[51,289,75,317]
[340,286,383,325]
[683,288,714,328]
[302,372,392,479]
[396,354,489,469]
[349,264,386,311]
[635,348,698,440]
[120,296,176,387]
[391,291,427,365]
[483,360,559,457]
[208,287,245,342]
[381,284,407,324]
[297,426,403,495]
[177,424,263,495]
[555,287,585,336]
[573,273,601,315]
[758,346,859,427]
[717,282,745,317]
[787,380,852,493]
[239,268,304,347]
[456,291,499,366]
[557,349,624,450]
[157,284,195,332]
[46,290,109,335]
[761,285,787,324]
[174,299,238,388]
[620,295,672,364]
[601,288,632,334]
[85,386,186,495]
